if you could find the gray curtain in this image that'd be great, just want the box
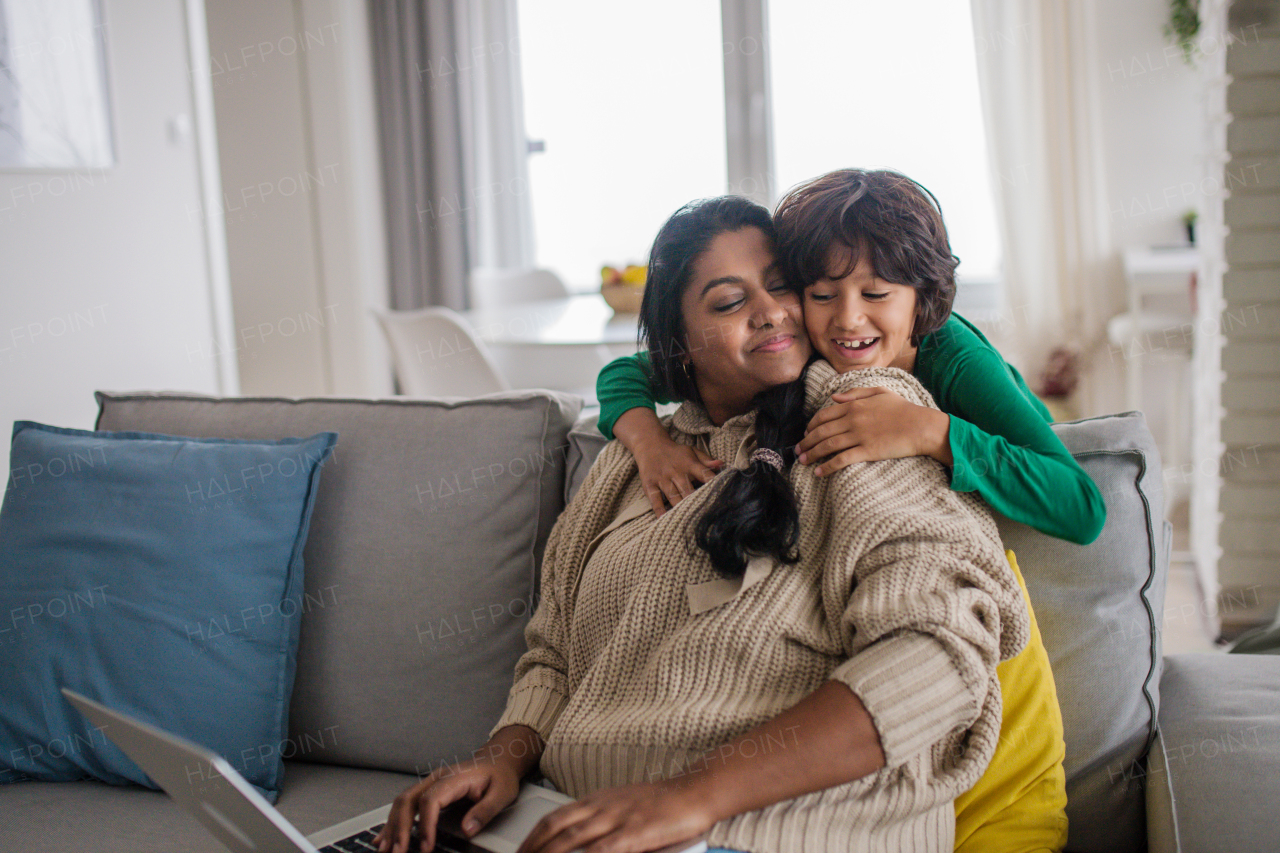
[368,1,473,311]
[368,0,534,311]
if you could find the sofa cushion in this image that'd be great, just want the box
[564,416,608,507]
[1145,653,1280,853]
[993,411,1168,853]
[0,760,417,853]
[566,409,1169,853]
[0,421,335,800]
[95,391,582,777]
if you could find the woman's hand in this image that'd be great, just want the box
[515,780,715,853]
[796,387,952,475]
[376,756,521,853]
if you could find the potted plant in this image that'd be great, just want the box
[1165,0,1201,64]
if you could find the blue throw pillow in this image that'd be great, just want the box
[0,421,337,801]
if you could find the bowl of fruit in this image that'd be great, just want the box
[600,264,646,314]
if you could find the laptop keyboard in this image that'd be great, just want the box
[318,822,486,853]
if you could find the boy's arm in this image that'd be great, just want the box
[597,353,721,516]
[596,352,669,440]
[939,347,1107,545]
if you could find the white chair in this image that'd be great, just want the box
[469,267,569,310]
[373,307,509,397]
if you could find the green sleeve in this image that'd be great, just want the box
[926,326,1106,545]
[595,352,672,440]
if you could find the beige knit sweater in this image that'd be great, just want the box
[492,361,1030,853]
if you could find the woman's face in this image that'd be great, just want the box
[802,244,918,372]
[680,227,810,423]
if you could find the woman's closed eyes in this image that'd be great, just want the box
[712,281,793,313]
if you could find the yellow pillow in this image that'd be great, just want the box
[954,550,1069,852]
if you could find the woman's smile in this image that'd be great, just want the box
[751,332,798,353]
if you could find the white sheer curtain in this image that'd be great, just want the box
[370,0,534,310]
[970,0,1116,408]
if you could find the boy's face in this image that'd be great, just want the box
[802,244,918,373]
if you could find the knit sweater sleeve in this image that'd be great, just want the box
[803,363,1030,769]
[488,519,574,741]
[489,441,637,742]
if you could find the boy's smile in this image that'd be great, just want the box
[802,245,919,374]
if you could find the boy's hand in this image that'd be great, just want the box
[634,438,723,516]
[796,387,952,475]
[613,407,723,515]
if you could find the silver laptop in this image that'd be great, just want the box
[63,689,707,853]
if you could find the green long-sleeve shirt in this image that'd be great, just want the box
[596,313,1106,545]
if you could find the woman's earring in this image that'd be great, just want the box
[682,361,692,379]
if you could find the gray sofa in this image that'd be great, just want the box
[1,390,1276,852]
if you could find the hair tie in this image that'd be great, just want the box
[750,448,785,471]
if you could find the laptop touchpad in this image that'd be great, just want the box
[472,791,564,852]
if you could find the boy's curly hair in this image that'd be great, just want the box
[773,169,959,347]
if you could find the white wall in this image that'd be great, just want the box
[201,0,390,397]
[1088,0,1207,420]
[0,0,233,475]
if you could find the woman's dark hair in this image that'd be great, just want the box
[693,379,808,578]
[773,168,959,347]
[637,195,809,579]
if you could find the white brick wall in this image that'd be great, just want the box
[1221,9,1280,628]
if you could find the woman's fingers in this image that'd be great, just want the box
[536,811,618,853]
[378,774,435,853]
[416,788,443,853]
[460,777,518,838]
[516,802,599,853]
[413,769,486,852]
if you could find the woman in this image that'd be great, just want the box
[377,196,1029,853]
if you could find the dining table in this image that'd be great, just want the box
[458,294,641,402]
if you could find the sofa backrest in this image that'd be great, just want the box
[566,409,1169,853]
[994,412,1169,853]
[96,390,582,778]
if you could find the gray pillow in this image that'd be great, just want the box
[993,411,1168,853]
[564,416,608,507]
[96,390,581,776]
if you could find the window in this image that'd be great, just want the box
[769,0,1003,291]
[515,1,1002,307]
[516,1,727,289]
